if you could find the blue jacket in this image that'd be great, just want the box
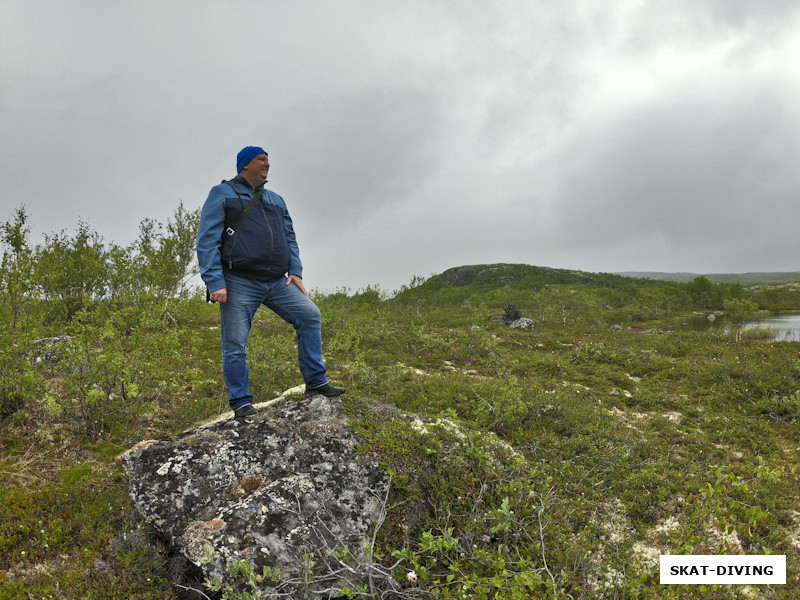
[196,176,302,292]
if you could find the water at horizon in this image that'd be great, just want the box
[674,312,800,342]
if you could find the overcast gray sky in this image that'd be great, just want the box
[2,1,799,292]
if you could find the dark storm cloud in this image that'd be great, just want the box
[264,87,443,232]
[549,85,800,268]
[2,1,800,290]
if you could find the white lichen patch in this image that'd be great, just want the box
[280,384,307,396]
[121,439,159,457]
[647,513,743,555]
[598,499,633,545]
[410,417,429,435]
[431,418,467,440]
[410,416,466,440]
[561,381,591,391]
[441,361,491,380]
[585,500,633,597]
[394,361,430,376]
[195,395,285,429]
[631,542,660,567]
[605,407,648,434]
[598,568,625,594]
[408,414,523,464]
[622,408,647,420]
[662,412,682,423]
[707,520,743,552]
[654,516,680,535]
[286,524,311,541]
[786,511,800,549]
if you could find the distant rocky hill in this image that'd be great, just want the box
[615,271,800,285]
[414,263,635,292]
[393,264,800,308]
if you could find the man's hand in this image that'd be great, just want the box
[286,275,307,295]
[209,288,228,303]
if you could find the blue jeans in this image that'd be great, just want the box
[220,273,328,410]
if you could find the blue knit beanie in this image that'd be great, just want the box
[237,146,268,173]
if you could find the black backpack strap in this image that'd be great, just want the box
[221,187,264,244]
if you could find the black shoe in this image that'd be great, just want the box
[306,383,346,397]
[234,404,257,419]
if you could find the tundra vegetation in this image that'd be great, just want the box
[1,204,799,599]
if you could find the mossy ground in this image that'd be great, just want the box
[1,270,800,598]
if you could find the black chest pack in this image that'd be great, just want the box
[206,184,264,303]
[222,184,264,245]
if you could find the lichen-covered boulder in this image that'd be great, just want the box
[120,394,391,599]
[509,317,536,330]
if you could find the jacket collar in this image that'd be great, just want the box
[233,174,265,191]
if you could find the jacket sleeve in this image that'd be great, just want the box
[196,185,227,292]
[279,195,303,278]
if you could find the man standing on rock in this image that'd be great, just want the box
[197,146,344,418]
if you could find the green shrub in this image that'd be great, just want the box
[758,390,800,422]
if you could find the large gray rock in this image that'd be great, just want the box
[121,394,392,599]
[509,317,536,330]
[490,305,535,330]
[29,335,72,372]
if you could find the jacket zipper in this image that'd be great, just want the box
[259,196,274,257]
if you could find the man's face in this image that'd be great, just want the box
[242,153,269,186]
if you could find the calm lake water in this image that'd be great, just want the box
[674,312,800,342]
